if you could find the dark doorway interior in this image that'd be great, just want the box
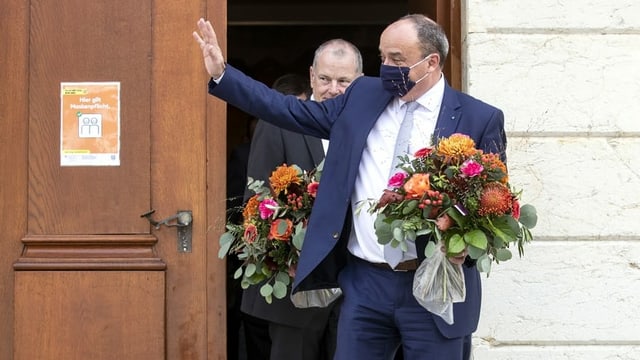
[225,0,409,150]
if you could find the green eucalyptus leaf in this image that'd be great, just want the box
[477,254,492,273]
[273,281,288,299]
[275,271,291,285]
[447,234,466,255]
[393,227,404,242]
[240,279,251,289]
[292,223,306,250]
[518,204,538,229]
[424,240,437,258]
[218,232,235,259]
[233,267,243,280]
[495,248,513,262]
[245,263,257,277]
[466,245,486,260]
[374,215,393,245]
[260,283,273,297]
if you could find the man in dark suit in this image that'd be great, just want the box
[195,13,506,360]
[241,40,363,360]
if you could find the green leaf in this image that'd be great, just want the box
[424,240,437,258]
[495,248,513,262]
[275,271,291,285]
[446,206,467,227]
[245,263,257,277]
[518,204,538,229]
[272,280,288,299]
[260,283,273,297]
[240,279,251,289]
[393,227,404,242]
[277,219,289,236]
[374,215,393,245]
[489,216,518,244]
[292,223,305,251]
[402,200,418,214]
[464,229,488,250]
[476,254,492,273]
[233,267,243,280]
[466,245,486,260]
[447,234,466,255]
[218,232,235,259]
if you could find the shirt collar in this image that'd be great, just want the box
[399,74,445,112]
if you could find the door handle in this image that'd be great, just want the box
[141,209,193,253]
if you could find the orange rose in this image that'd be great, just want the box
[403,173,431,199]
[268,218,294,241]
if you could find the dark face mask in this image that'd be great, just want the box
[379,55,431,97]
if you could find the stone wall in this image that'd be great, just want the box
[463,1,640,358]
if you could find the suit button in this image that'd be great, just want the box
[332,233,339,239]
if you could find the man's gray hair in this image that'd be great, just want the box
[312,39,363,73]
[400,14,449,69]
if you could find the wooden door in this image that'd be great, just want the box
[0,0,227,359]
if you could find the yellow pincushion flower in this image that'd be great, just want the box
[436,133,478,164]
[269,165,302,196]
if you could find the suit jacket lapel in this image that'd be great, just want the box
[304,135,325,167]
[433,83,462,140]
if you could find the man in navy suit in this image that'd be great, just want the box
[241,38,362,360]
[195,13,506,360]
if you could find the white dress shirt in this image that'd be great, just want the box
[348,75,445,263]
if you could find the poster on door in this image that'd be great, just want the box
[60,82,120,166]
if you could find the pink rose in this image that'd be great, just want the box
[460,159,484,178]
[387,172,408,188]
[307,181,319,198]
[258,198,278,219]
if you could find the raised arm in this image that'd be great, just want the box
[192,18,226,79]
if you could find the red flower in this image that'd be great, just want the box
[268,218,294,241]
[307,181,319,198]
[511,199,521,220]
[414,147,433,158]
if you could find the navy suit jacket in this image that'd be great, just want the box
[210,65,506,339]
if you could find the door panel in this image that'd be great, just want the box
[28,0,152,235]
[8,0,227,359]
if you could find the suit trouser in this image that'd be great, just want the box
[334,255,465,360]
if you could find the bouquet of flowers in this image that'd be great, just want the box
[369,133,537,323]
[219,162,322,304]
